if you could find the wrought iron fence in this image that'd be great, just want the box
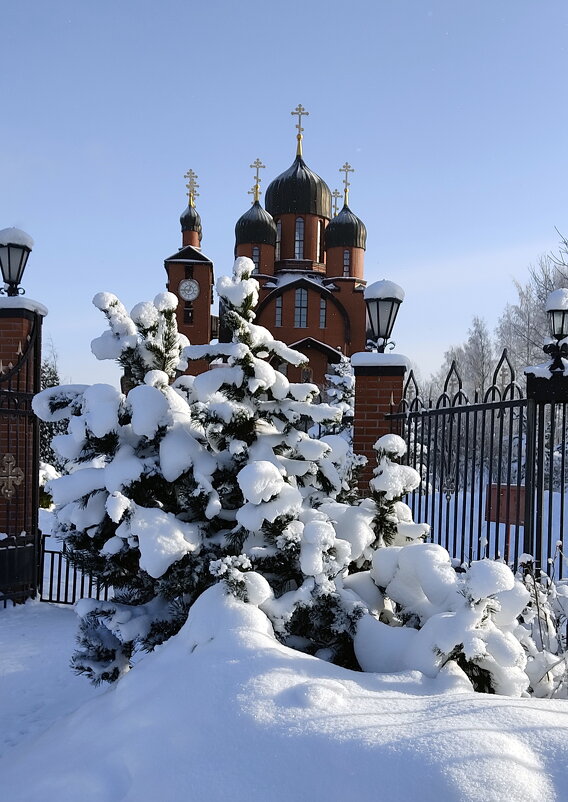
[40,535,110,605]
[388,349,568,578]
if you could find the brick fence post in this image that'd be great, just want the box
[351,353,409,492]
[0,299,46,602]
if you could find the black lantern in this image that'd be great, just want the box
[544,289,568,372]
[364,279,404,352]
[0,228,33,296]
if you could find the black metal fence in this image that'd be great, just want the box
[388,349,568,578]
[40,535,110,605]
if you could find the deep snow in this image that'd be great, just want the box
[1,592,568,802]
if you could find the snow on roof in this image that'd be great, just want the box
[545,288,568,311]
[364,279,405,302]
[263,272,325,291]
[351,352,411,369]
[0,296,48,316]
[0,227,34,249]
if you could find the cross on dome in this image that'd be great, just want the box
[340,162,354,205]
[184,169,200,207]
[331,189,342,216]
[249,158,266,203]
[291,104,309,157]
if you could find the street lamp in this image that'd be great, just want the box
[0,227,34,296]
[364,279,405,352]
[544,288,568,372]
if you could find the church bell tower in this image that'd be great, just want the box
[164,169,216,374]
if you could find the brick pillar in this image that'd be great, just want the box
[352,354,408,491]
[0,302,45,602]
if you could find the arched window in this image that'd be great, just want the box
[294,217,304,260]
[184,302,193,325]
[316,220,323,263]
[275,296,283,327]
[294,288,308,328]
[275,220,281,261]
[343,249,350,276]
[319,297,327,329]
[252,246,260,273]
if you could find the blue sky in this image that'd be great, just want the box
[2,0,567,386]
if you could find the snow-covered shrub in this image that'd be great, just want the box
[515,554,568,697]
[355,543,530,695]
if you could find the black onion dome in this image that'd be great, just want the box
[265,156,331,218]
[324,204,367,250]
[235,201,277,247]
[180,204,202,238]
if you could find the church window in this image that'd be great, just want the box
[343,249,350,276]
[294,288,308,328]
[319,297,327,329]
[252,246,260,273]
[184,302,193,324]
[316,220,323,263]
[294,217,304,260]
[185,265,194,279]
[275,296,283,327]
[275,220,281,260]
[301,367,313,383]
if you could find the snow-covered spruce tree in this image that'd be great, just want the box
[33,292,216,683]
[180,257,368,667]
[367,433,430,550]
[320,355,365,503]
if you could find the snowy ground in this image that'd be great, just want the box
[1,591,568,802]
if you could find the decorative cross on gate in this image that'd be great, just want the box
[0,454,24,499]
[340,162,354,206]
[291,104,309,156]
[184,169,200,207]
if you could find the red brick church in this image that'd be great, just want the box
[164,106,368,387]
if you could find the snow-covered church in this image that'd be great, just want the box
[164,105,368,387]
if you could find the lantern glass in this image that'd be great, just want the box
[365,296,401,345]
[0,243,31,293]
[548,309,568,341]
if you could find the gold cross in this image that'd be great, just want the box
[0,454,24,499]
[291,104,309,156]
[331,189,342,216]
[340,162,354,205]
[184,169,200,207]
[249,158,265,203]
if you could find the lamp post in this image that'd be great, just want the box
[543,288,568,372]
[0,227,34,297]
[364,279,405,352]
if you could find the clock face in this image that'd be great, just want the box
[179,278,200,301]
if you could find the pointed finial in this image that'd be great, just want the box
[184,169,200,208]
[291,104,309,157]
[331,189,342,216]
[249,158,265,203]
[340,162,354,206]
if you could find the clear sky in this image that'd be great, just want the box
[2,0,567,388]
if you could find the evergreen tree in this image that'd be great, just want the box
[39,343,67,475]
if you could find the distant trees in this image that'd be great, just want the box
[428,235,568,397]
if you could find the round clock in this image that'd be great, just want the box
[178,278,200,301]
